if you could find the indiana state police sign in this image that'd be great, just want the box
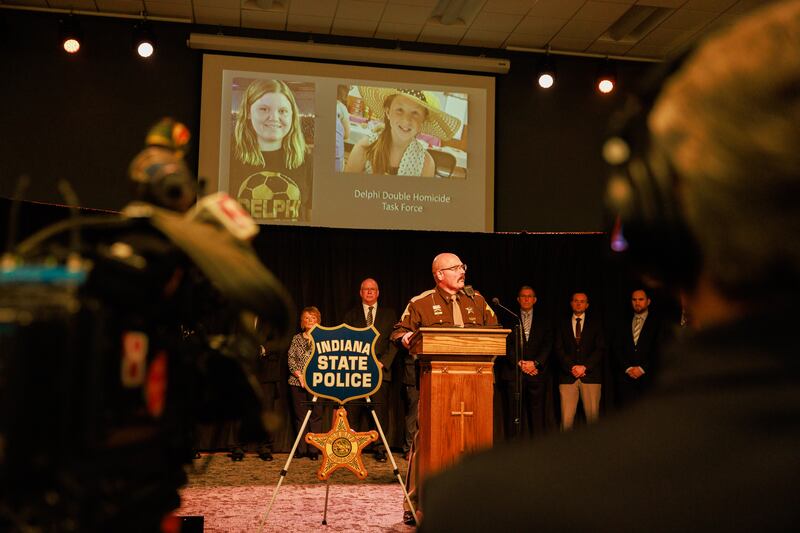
[304,324,382,403]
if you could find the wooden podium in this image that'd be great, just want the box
[410,326,510,501]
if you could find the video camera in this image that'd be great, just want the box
[0,180,293,530]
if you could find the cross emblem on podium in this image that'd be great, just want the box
[450,401,474,452]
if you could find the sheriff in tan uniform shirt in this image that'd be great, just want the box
[390,252,497,525]
[392,254,497,350]
[391,284,497,344]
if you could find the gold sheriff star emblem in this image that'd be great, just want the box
[305,407,378,480]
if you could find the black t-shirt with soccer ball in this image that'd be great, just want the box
[229,147,313,223]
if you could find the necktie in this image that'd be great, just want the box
[366,306,374,327]
[632,315,643,345]
[522,312,532,341]
[575,317,582,343]
[452,295,464,327]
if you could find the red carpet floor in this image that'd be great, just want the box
[178,452,416,532]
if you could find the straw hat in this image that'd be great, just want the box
[358,86,462,141]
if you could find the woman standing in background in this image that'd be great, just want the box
[287,306,323,459]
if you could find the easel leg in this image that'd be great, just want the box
[321,477,331,525]
[366,396,418,526]
[259,396,318,531]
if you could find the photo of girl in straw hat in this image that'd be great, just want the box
[344,86,462,177]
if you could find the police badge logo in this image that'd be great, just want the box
[302,323,384,478]
[305,407,378,480]
[304,323,382,403]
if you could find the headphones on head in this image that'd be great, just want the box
[128,146,196,213]
[602,47,701,289]
[128,118,197,212]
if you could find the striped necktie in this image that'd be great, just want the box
[522,312,532,341]
[632,315,643,345]
[367,306,374,327]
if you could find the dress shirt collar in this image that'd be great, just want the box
[435,285,459,302]
[362,302,377,319]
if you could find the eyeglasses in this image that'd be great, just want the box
[439,263,467,273]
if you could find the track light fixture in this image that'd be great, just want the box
[133,19,156,58]
[536,50,556,89]
[59,15,82,54]
[596,60,616,94]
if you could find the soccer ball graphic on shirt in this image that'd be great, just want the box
[236,170,301,221]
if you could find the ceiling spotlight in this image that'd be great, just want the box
[59,16,82,54]
[598,77,615,94]
[597,61,616,94]
[133,21,156,58]
[536,53,556,89]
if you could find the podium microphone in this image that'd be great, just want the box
[491,297,519,320]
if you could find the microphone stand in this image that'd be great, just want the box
[492,298,523,440]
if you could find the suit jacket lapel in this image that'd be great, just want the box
[567,318,578,348]
[355,307,367,327]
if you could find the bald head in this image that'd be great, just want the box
[432,253,459,273]
[432,252,466,294]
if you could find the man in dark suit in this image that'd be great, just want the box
[495,286,553,439]
[343,277,398,462]
[612,288,664,408]
[555,292,605,430]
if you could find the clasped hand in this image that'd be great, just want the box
[518,360,538,376]
[571,365,587,378]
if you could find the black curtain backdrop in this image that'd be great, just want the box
[253,225,615,327]
[2,199,683,451]
[0,9,668,451]
[249,224,626,450]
